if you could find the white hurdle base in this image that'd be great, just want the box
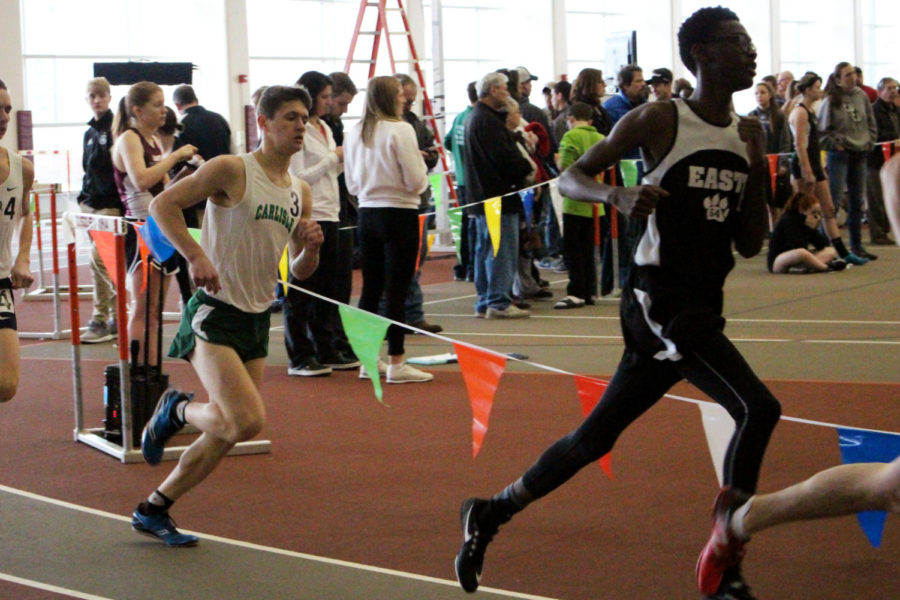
[75,427,272,464]
[23,284,94,301]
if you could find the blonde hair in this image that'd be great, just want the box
[360,76,401,145]
[86,77,110,96]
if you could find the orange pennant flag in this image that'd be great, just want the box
[766,154,778,194]
[89,230,118,291]
[454,343,506,458]
[415,213,427,272]
[574,375,613,479]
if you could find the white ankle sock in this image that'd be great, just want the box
[730,496,753,540]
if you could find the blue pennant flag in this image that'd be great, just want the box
[836,428,900,547]
[138,215,177,263]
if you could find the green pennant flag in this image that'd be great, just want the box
[339,304,390,404]
[430,173,443,214]
[448,207,463,261]
[188,227,202,243]
[620,160,639,187]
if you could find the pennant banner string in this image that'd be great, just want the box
[63,212,897,438]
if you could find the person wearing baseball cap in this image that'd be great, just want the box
[647,67,674,101]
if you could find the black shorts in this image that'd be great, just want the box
[790,151,827,182]
[124,222,142,275]
[0,278,17,331]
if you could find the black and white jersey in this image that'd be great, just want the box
[0,151,25,280]
[622,99,750,361]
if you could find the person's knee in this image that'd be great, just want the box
[754,394,782,428]
[222,407,265,443]
[0,376,18,403]
[871,460,900,513]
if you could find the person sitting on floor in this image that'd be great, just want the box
[767,192,846,274]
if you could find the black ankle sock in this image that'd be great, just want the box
[139,490,174,515]
[489,479,532,521]
[832,238,849,258]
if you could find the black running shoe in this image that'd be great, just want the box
[454,498,508,593]
[703,566,758,600]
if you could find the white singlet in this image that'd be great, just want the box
[202,153,302,314]
[0,150,25,279]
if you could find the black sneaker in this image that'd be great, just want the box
[321,352,361,370]
[287,359,332,377]
[826,258,847,271]
[703,566,757,600]
[854,248,878,261]
[454,498,509,593]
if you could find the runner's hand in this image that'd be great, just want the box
[10,257,33,290]
[610,185,669,219]
[189,254,220,294]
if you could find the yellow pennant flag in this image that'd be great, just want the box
[278,247,289,293]
[484,197,502,257]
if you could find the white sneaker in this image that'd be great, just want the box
[386,362,433,384]
[485,305,531,319]
[359,359,388,380]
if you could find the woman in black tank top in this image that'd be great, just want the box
[788,73,855,261]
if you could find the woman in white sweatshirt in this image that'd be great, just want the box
[344,75,433,384]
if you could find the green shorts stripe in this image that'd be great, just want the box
[169,289,271,363]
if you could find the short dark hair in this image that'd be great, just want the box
[877,77,898,92]
[617,65,643,88]
[466,81,478,104]
[553,80,572,103]
[569,102,594,122]
[328,72,358,97]
[257,85,312,119]
[297,71,334,102]
[173,84,198,106]
[0,78,6,90]
[677,6,740,75]
[796,72,822,93]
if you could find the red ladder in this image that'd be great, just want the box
[344,0,457,202]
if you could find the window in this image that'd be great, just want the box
[21,0,228,191]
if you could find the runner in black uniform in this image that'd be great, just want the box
[454,8,777,600]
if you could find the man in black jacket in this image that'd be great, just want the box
[78,77,120,344]
[173,85,231,224]
[866,77,899,245]
[464,72,535,319]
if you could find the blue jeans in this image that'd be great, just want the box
[474,212,519,313]
[826,150,867,252]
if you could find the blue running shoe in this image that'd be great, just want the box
[141,388,190,465]
[131,509,198,547]
[844,252,869,266]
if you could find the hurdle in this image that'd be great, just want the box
[65,212,271,463]
[17,185,83,340]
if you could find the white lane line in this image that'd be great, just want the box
[448,332,793,342]
[429,313,900,326]
[0,573,114,600]
[0,486,558,600]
